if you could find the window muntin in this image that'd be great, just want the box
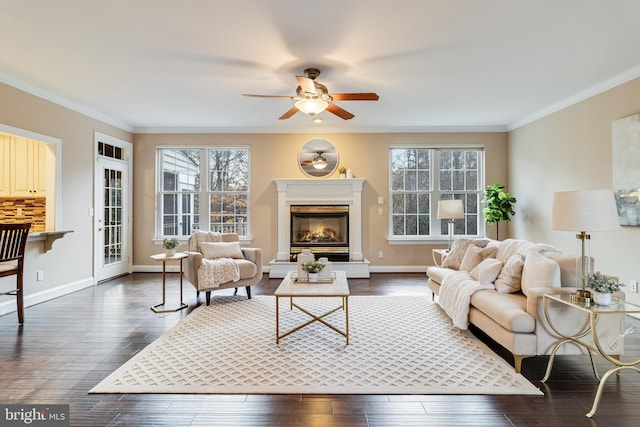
[390,147,483,239]
[157,147,249,238]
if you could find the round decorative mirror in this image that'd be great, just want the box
[298,138,339,177]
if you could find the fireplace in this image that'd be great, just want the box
[270,178,369,278]
[290,205,349,261]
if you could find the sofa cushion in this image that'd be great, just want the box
[425,266,451,285]
[495,239,533,262]
[200,241,245,259]
[459,245,497,272]
[494,254,525,293]
[441,238,489,270]
[469,258,503,287]
[471,289,535,333]
[543,252,593,288]
[521,249,561,296]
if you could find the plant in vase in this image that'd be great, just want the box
[302,260,325,281]
[482,183,516,241]
[162,237,180,256]
[587,271,624,305]
[338,166,347,178]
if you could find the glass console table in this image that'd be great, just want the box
[542,294,640,417]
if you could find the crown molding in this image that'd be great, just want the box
[507,64,640,131]
[0,71,134,133]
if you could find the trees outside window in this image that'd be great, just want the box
[390,147,484,239]
[157,147,249,237]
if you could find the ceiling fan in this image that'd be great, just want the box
[242,68,379,120]
[300,151,329,169]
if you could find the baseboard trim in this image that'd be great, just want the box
[0,277,94,318]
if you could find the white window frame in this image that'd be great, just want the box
[155,146,251,243]
[388,145,485,244]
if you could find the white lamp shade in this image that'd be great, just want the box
[437,199,464,219]
[552,189,620,232]
[295,99,328,115]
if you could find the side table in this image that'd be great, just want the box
[432,248,449,267]
[541,293,640,417]
[150,252,189,313]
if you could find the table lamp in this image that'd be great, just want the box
[437,199,464,251]
[551,189,620,305]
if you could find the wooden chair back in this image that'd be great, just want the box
[0,223,32,323]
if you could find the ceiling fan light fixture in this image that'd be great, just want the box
[312,153,328,169]
[295,99,329,116]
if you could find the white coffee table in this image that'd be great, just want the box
[274,270,349,345]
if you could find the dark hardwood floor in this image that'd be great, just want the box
[1,272,639,426]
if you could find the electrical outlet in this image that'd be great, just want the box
[631,280,638,293]
[378,251,383,258]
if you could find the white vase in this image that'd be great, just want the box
[346,169,353,179]
[318,257,332,279]
[340,173,346,179]
[593,291,612,305]
[296,249,314,278]
[308,272,320,281]
[165,248,176,257]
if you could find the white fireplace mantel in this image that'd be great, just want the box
[273,178,366,264]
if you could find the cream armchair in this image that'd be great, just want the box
[183,232,263,305]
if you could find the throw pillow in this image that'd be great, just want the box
[441,238,489,270]
[469,258,503,287]
[190,230,222,252]
[520,249,561,296]
[460,245,498,272]
[494,254,525,293]
[200,241,244,260]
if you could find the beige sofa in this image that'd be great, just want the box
[427,238,624,372]
[184,231,263,305]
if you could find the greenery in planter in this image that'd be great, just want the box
[338,166,347,175]
[587,271,624,293]
[302,260,325,273]
[482,183,516,240]
[162,237,180,250]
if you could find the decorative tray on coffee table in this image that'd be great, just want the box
[292,272,336,284]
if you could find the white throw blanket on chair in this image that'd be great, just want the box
[439,271,493,330]
[198,257,240,289]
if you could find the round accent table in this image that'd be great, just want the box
[149,252,189,313]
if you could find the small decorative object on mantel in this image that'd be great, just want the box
[587,271,625,305]
[162,237,180,257]
[302,260,326,281]
[346,168,353,179]
[338,166,347,178]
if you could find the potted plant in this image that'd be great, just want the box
[162,237,180,257]
[338,166,347,178]
[482,183,516,240]
[302,260,325,281]
[587,271,625,305]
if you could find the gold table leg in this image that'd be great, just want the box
[151,259,188,313]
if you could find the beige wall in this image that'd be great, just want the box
[509,77,640,305]
[0,82,132,312]
[133,132,508,270]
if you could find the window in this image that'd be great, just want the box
[390,146,484,240]
[157,147,249,238]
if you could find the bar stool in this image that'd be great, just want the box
[0,223,32,324]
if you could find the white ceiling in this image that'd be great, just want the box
[2,0,640,133]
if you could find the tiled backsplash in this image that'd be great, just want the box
[0,198,46,232]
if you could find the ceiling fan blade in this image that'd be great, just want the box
[279,106,299,120]
[326,102,355,120]
[329,93,379,101]
[296,76,317,95]
[242,94,295,99]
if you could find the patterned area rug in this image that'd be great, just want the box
[90,296,542,395]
